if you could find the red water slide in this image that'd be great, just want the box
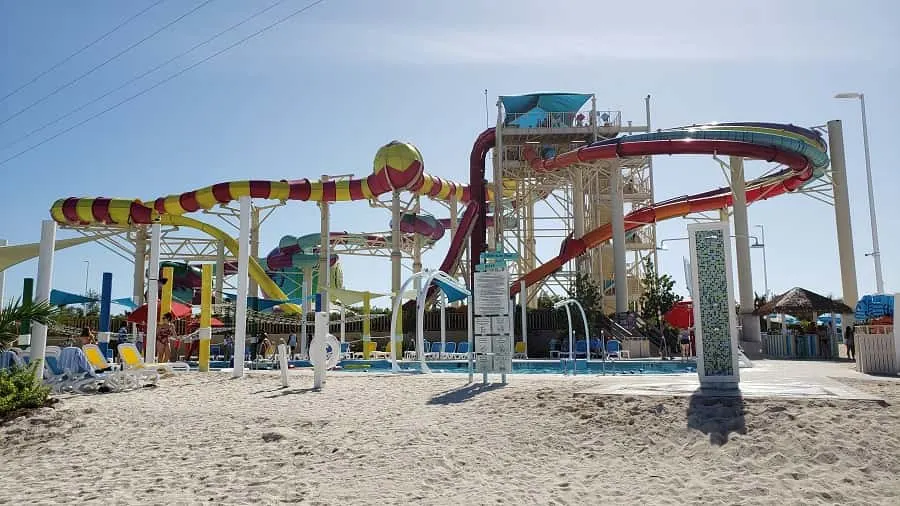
[465,128,818,295]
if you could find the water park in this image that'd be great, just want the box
[1,91,895,390]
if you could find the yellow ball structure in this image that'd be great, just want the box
[373,140,424,190]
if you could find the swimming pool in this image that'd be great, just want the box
[201,358,696,375]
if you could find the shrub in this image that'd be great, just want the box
[0,361,51,419]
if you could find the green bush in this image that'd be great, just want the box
[0,361,51,419]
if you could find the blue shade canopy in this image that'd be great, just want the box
[433,276,470,303]
[50,289,96,306]
[502,92,592,126]
[112,297,138,310]
[501,93,592,114]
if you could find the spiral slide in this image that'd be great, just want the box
[499,123,830,295]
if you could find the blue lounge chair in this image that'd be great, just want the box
[452,341,469,359]
[574,340,588,358]
[606,339,622,359]
[443,341,457,359]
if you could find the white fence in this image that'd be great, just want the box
[856,325,898,376]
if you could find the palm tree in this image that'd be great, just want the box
[0,298,59,349]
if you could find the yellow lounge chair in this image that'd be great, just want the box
[82,343,145,390]
[118,343,188,378]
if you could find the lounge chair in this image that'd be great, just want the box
[450,341,470,360]
[340,342,352,360]
[574,340,589,359]
[513,341,527,359]
[606,339,630,359]
[84,344,146,389]
[369,340,392,359]
[590,339,603,358]
[42,346,78,394]
[58,346,121,393]
[423,341,442,360]
[118,342,187,378]
[441,341,457,360]
[0,349,24,370]
[549,339,561,358]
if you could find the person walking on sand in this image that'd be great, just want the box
[845,325,855,361]
[288,332,298,358]
[156,312,176,363]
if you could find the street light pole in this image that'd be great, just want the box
[754,225,769,300]
[835,92,884,293]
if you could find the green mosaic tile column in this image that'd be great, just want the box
[688,223,740,388]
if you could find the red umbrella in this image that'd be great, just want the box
[185,317,225,333]
[664,300,694,329]
[127,300,192,324]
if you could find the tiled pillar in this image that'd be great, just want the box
[688,222,740,389]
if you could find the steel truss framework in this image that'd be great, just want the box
[496,104,654,312]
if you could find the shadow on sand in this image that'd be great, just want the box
[428,383,506,405]
[253,386,321,398]
[686,388,747,446]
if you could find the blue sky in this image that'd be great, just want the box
[1,0,898,309]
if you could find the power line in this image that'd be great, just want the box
[2,0,291,151]
[0,0,328,168]
[0,0,215,127]
[0,0,167,105]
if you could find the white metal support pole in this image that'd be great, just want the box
[755,225,769,300]
[467,295,474,383]
[572,168,585,272]
[413,196,423,292]
[439,292,446,358]
[564,304,575,375]
[232,196,252,378]
[858,96,884,293]
[249,207,260,299]
[145,223,161,361]
[493,98,504,247]
[827,120,859,315]
[215,240,225,303]
[132,228,146,307]
[610,158,628,313]
[301,266,312,358]
[29,221,56,380]
[312,311,328,389]
[729,156,760,345]
[319,175,331,313]
[520,280,528,358]
[391,190,402,335]
[339,304,345,344]
[278,343,289,387]
[0,239,6,309]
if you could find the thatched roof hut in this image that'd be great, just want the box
[755,287,853,316]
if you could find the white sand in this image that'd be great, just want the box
[2,366,899,505]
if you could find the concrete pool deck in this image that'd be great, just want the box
[575,359,897,401]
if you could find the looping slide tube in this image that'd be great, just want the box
[49,141,491,312]
[464,123,829,295]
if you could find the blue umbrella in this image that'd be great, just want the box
[766,313,799,325]
[816,313,842,326]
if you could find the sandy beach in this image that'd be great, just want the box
[2,362,899,505]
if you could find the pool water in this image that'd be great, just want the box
[201,358,696,375]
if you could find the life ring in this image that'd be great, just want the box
[309,333,341,370]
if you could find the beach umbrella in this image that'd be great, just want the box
[765,314,799,325]
[816,313,842,326]
[126,300,192,324]
[664,300,694,329]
